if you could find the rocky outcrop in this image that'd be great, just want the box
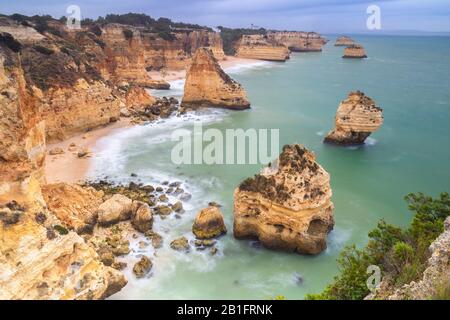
[233,144,334,255]
[335,36,355,46]
[181,48,250,110]
[267,31,327,52]
[235,35,290,61]
[42,183,104,234]
[131,201,153,233]
[0,43,126,300]
[366,216,450,300]
[192,206,227,239]
[324,91,383,145]
[343,44,367,59]
[97,194,133,226]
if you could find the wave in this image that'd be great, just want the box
[225,61,276,75]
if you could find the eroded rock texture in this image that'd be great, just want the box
[235,35,290,61]
[181,48,250,110]
[324,91,383,145]
[233,144,334,255]
[268,31,327,52]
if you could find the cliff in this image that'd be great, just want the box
[235,35,290,61]
[324,91,383,145]
[343,44,367,58]
[0,42,126,300]
[335,36,355,46]
[268,31,327,52]
[367,216,450,300]
[233,144,334,255]
[181,48,250,110]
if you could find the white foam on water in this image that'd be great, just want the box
[365,137,378,146]
[224,61,276,75]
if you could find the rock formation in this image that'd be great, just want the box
[335,36,355,46]
[181,48,250,110]
[343,44,367,59]
[233,144,334,255]
[324,91,383,145]
[0,41,126,299]
[192,206,227,239]
[267,31,327,52]
[235,35,290,61]
[97,194,133,226]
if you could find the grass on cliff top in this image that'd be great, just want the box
[306,192,450,300]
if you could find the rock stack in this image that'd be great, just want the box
[343,44,367,58]
[233,144,334,255]
[324,91,383,145]
[335,36,355,46]
[181,48,250,110]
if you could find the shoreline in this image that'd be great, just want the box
[44,56,262,185]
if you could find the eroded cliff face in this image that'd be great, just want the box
[324,91,383,145]
[234,144,334,255]
[335,36,355,46]
[268,31,327,52]
[0,38,126,300]
[343,44,367,58]
[181,48,250,110]
[235,35,290,61]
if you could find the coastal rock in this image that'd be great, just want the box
[133,256,152,278]
[145,230,163,249]
[235,35,290,61]
[233,144,334,255]
[131,201,153,233]
[42,183,104,234]
[181,48,250,110]
[324,91,383,145]
[48,147,64,155]
[123,85,156,112]
[192,206,227,239]
[268,31,327,52]
[97,194,133,226]
[0,40,126,299]
[171,201,184,213]
[343,44,367,58]
[335,36,355,46]
[155,205,172,216]
[170,236,190,252]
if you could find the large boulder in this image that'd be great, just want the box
[324,91,383,145]
[133,256,152,278]
[181,48,250,110]
[192,206,227,239]
[131,201,153,233]
[233,144,334,255]
[97,194,132,226]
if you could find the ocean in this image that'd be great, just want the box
[88,35,450,299]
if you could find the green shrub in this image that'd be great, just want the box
[53,224,69,235]
[306,192,450,300]
[33,45,54,55]
[123,29,133,40]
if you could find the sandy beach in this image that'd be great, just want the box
[45,56,260,184]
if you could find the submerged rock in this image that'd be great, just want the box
[170,236,190,252]
[145,230,163,249]
[192,206,227,239]
[181,48,250,110]
[233,144,334,255]
[324,91,383,145]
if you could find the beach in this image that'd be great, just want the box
[44,56,262,184]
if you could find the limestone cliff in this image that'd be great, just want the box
[343,44,367,58]
[335,36,355,46]
[181,48,250,110]
[236,35,290,61]
[268,31,327,52]
[233,144,334,255]
[324,91,383,145]
[0,36,126,300]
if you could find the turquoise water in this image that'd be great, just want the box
[90,36,450,299]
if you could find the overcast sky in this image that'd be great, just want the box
[1,0,450,33]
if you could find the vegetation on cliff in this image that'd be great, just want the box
[217,26,267,55]
[306,192,450,300]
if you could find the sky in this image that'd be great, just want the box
[1,0,450,33]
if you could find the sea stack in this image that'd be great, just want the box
[324,91,383,145]
[343,44,367,58]
[335,36,355,46]
[181,47,250,110]
[233,144,334,255]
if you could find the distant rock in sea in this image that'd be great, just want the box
[334,36,355,47]
[343,44,368,58]
[324,91,383,145]
[181,47,250,110]
[233,144,334,255]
